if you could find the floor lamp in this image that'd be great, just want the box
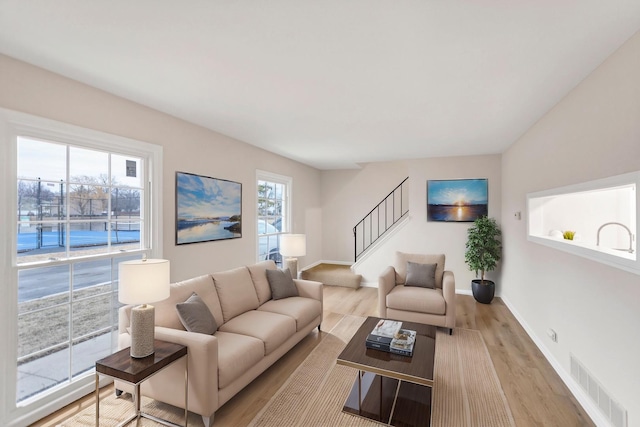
[119,258,170,358]
[280,234,306,279]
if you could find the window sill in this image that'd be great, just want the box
[528,234,639,275]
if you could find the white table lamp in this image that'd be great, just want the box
[119,258,170,358]
[280,234,306,279]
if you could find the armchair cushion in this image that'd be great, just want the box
[405,262,437,289]
[386,285,446,315]
[176,292,218,335]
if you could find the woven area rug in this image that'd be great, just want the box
[57,394,202,426]
[249,315,515,427]
[60,315,514,426]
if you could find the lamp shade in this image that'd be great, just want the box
[119,258,170,305]
[280,234,306,257]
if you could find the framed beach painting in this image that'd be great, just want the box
[427,179,488,222]
[176,172,242,245]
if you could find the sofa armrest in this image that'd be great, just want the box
[119,327,219,417]
[378,266,397,318]
[156,327,219,417]
[293,278,323,302]
[293,278,323,326]
[442,270,456,328]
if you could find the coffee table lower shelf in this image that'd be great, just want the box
[342,371,432,427]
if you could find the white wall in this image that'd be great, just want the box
[0,54,322,281]
[321,155,502,291]
[501,30,640,427]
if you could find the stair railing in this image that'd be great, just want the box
[353,177,409,261]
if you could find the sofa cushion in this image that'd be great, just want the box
[213,267,260,323]
[265,268,299,300]
[258,297,322,331]
[176,293,218,335]
[152,274,223,330]
[215,331,264,389]
[394,252,445,289]
[386,285,446,315]
[218,310,296,355]
[247,260,277,305]
[405,262,437,289]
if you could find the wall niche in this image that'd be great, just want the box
[527,171,638,275]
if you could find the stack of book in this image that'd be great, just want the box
[365,319,416,356]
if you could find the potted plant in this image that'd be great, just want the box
[464,215,502,304]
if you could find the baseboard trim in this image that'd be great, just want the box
[500,296,607,427]
[360,280,377,288]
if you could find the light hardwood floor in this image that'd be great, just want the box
[34,286,594,426]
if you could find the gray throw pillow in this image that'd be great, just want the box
[266,268,299,300]
[176,292,218,334]
[405,261,437,289]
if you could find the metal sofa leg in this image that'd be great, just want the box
[449,328,453,335]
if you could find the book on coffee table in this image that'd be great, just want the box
[389,329,416,356]
[365,319,402,351]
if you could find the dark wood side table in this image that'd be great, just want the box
[95,340,188,427]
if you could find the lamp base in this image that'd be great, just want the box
[130,304,155,358]
[284,258,298,279]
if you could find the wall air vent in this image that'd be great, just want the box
[570,354,627,427]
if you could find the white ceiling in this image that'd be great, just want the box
[1,1,639,169]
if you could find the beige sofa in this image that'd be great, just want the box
[117,260,323,427]
[378,252,455,334]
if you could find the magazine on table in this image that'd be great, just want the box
[389,329,416,356]
[365,319,402,351]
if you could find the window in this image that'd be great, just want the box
[1,110,162,425]
[527,171,638,274]
[257,171,291,266]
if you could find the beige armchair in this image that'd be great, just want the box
[378,252,456,334]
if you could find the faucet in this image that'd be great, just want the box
[596,222,635,253]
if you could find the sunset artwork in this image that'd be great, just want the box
[427,179,488,222]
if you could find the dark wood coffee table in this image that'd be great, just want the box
[336,317,436,427]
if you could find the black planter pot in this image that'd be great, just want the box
[471,279,495,304]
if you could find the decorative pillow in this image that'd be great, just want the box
[404,262,437,289]
[176,292,218,335]
[266,268,299,300]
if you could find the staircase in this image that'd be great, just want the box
[353,177,409,261]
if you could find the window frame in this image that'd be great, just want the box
[0,108,163,426]
[256,170,292,266]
